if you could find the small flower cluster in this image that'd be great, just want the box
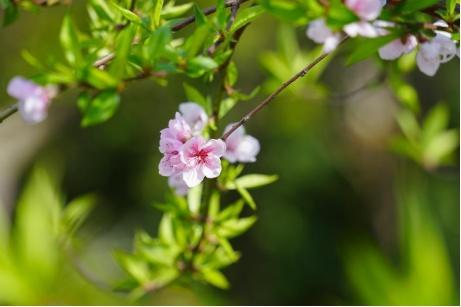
[158,103,260,195]
[305,0,459,76]
[378,20,458,76]
[7,76,57,123]
[306,0,386,53]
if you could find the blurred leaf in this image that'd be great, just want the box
[159,214,176,245]
[1,0,18,26]
[230,5,264,33]
[216,0,227,30]
[235,182,256,210]
[217,216,257,238]
[347,33,400,65]
[422,130,458,168]
[397,0,439,14]
[216,200,244,222]
[13,166,61,282]
[152,0,164,28]
[110,24,136,79]
[81,66,119,89]
[161,3,193,19]
[201,268,229,289]
[226,174,278,190]
[109,0,141,23]
[193,3,208,25]
[80,90,121,126]
[422,103,449,143]
[62,194,96,237]
[144,26,171,65]
[187,184,202,216]
[60,15,83,66]
[115,252,150,284]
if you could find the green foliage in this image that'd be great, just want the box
[344,170,457,305]
[391,103,459,170]
[0,165,108,305]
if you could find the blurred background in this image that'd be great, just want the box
[0,1,459,305]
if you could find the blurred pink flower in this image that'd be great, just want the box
[7,76,57,124]
[180,136,226,187]
[168,173,189,196]
[416,34,457,76]
[345,0,383,21]
[378,35,418,60]
[306,18,342,53]
[223,124,260,163]
[179,102,208,134]
[159,112,192,154]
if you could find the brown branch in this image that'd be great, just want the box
[171,0,250,31]
[0,0,250,124]
[0,103,19,124]
[221,36,350,141]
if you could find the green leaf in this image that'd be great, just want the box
[109,0,141,23]
[217,216,257,238]
[396,109,421,142]
[184,24,212,57]
[201,268,229,289]
[216,0,227,30]
[423,130,459,167]
[258,0,307,24]
[230,5,264,33]
[1,0,18,27]
[235,182,256,210]
[447,0,457,15]
[152,0,164,28]
[186,56,218,77]
[81,67,119,90]
[422,104,449,143]
[397,0,439,14]
[110,24,136,79]
[159,214,176,245]
[226,174,278,190]
[60,15,83,66]
[13,166,61,281]
[326,0,358,29]
[347,33,400,65]
[115,252,150,284]
[144,26,171,65]
[80,90,121,127]
[161,3,193,19]
[225,61,238,87]
[62,194,96,237]
[217,200,244,222]
[192,3,208,25]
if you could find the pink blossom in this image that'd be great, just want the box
[159,112,192,154]
[306,18,342,53]
[223,124,260,163]
[180,136,226,187]
[179,102,208,134]
[416,34,457,76]
[343,21,381,38]
[345,0,383,21]
[7,76,57,124]
[168,174,189,196]
[378,35,418,60]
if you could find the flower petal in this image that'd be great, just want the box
[7,76,39,100]
[202,156,222,178]
[182,168,204,187]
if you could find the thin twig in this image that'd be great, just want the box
[0,104,19,124]
[221,36,350,141]
[171,0,250,31]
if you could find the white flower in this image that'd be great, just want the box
[179,102,208,135]
[223,124,260,163]
[306,18,342,53]
[378,35,418,60]
[416,34,457,76]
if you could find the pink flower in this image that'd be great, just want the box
[306,18,342,53]
[158,113,192,177]
[179,102,208,134]
[378,35,418,60]
[168,174,189,196]
[159,113,192,154]
[180,136,226,187]
[343,21,381,37]
[345,0,383,21]
[223,124,260,163]
[416,34,457,76]
[7,76,57,124]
